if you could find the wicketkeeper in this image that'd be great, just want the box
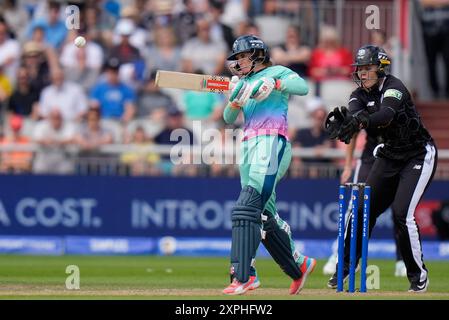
[325,45,437,292]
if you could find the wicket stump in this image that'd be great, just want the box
[336,183,371,293]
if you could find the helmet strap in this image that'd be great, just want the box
[241,49,265,78]
[227,49,266,78]
[353,66,384,92]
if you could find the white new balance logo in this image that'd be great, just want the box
[413,165,422,170]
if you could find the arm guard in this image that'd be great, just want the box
[223,103,240,124]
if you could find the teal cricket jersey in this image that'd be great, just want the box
[232,65,308,140]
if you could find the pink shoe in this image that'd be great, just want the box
[289,256,317,294]
[223,275,260,295]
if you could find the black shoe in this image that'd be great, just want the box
[327,270,349,289]
[408,278,429,293]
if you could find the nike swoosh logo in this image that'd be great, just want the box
[417,283,426,289]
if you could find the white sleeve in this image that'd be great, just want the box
[89,43,104,70]
[59,44,74,68]
[38,88,51,117]
[33,122,47,141]
[76,85,88,114]
[62,123,77,140]
[181,41,194,60]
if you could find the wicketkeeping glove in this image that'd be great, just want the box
[251,77,276,101]
[324,106,348,139]
[337,110,370,144]
[229,79,253,108]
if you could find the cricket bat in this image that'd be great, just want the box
[155,70,231,93]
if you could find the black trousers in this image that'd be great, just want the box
[351,158,402,261]
[343,144,438,284]
[423,29,449,98]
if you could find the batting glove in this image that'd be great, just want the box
[251,77,277,101]
[228,76,240,91]
[229,79,253,108]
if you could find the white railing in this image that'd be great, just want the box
[1,143,449,179]
[2,143,449,158]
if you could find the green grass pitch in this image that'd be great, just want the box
[0,255,448,299]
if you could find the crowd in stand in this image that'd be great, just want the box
[0,0,443,178]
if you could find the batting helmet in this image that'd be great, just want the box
[227,35,270,63]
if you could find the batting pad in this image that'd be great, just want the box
[230,186,263,283]
[262,212,302,280]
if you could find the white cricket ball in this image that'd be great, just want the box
[74,36,86,48]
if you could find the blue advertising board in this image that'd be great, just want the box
[0,175,447,240]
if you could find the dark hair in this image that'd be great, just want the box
[48,1,61,10]
[146,70,158,82]
[209,0,225,12]
[105,57,120,71]
[87,106,101,118]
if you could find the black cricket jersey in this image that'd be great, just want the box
[347,75,433,161]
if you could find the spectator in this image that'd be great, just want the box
[182,67,224,125]
[39,68,88,122]
[60,30,104,91]
[29,25,59,72]
[235,19,261,38]
[30,25,47,46]
[0,67,12,110]
[433,201,449,240]
[121,125,161,176]
[174,0,200,44]
[144,26,182,77]
[272,25,311,78]
[32,109,76,175]
[90,58,136,124]
[154,107,196,175]
[290,98,333,178]
[181,17,227,75]
[74,107,113,154]
[84,5,104,45]
[136,71,174,121]
[116,5,148,54]
[8,66,40,119]
[109,18,145,87]
[101,0,121,30]
[0,20,20,84]
[0,115,33,174]
[309,25,352,82]
[110,19,142,65]
[2,0,29,42]
[370,30,393,58]
[26,1,68,50]
[21,41,52,94]
[419,0,449,99]
[208,0,235,50]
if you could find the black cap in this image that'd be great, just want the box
[209,0,225,10]
[105,57,120,71]
[167,107,182,117]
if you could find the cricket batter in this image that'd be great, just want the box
[222,35,316,295]
[325,45,438,292]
